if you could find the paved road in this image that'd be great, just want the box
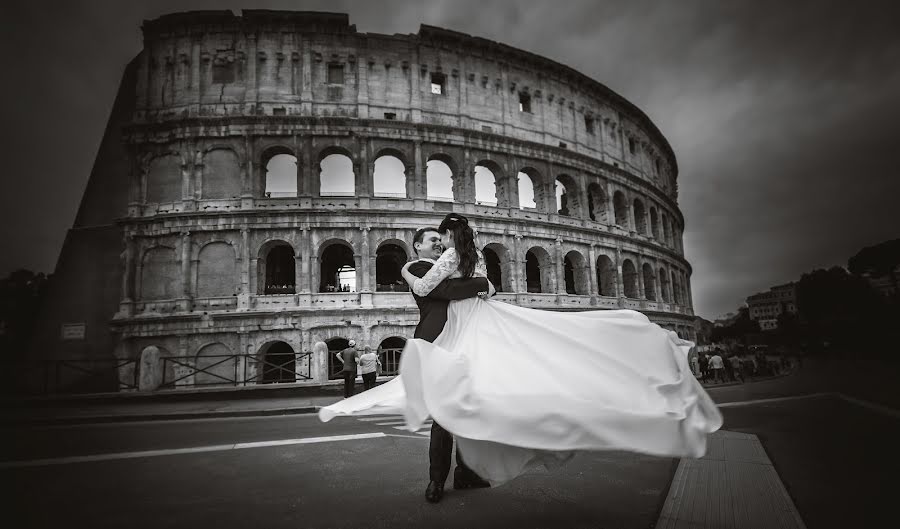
[4,357,899,529]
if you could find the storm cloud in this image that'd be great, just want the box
[2,0,897,319]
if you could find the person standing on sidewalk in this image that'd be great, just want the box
[729,354,744,383]
[358,345,381,391]
[709,352,725,383]
[336,340,360,398]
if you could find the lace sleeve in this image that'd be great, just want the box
[474,250,488,278]
[411,248,460,297]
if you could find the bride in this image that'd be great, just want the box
[319,213,723,486]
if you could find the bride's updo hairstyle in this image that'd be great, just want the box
[438,213,477,278]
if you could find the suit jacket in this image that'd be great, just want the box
[408,260,488,342]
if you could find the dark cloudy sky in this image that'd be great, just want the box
[2,0,898,319]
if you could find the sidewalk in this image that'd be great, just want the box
[3,370,794,427]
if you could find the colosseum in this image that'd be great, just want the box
[30,10,696,393]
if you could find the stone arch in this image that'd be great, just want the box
[140,246,180,300]
[146,153,182,203]
[318,146,356,197]
[194,342,235,386]
[483,242,512,293]
[378,336,407,376]
[196,241,237,297]
[659,266,670,302]
[202,148,242,199]
[373,148,408,198]
[613,191,629,227]
[555,173,582,217]
[633,198,648,235]
[426,153,457,201]
[525,245,553,293]
[474,161,499,206]
[596,254,616,297]
[642,262,657,301]
[563,250,590,295]
[257,240,296,295]
[260,145,297,198]
[587,182,609,223]
[650,206,660,241]
[622,259,639,298]
[257,340,296,384]
[318,238,356,292]
[375,239,409,292]
[517,169,538,209]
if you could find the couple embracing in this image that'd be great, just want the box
[320,213,723,503]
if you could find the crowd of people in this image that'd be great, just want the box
[690,347,794,384]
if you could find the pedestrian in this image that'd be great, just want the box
[699,353,709,382]
[335,340,360,398]
[709,352,725,383]
[689,352,700,378]
[729,354,743,383]
[358,345,381,391]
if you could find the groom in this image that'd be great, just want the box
[409,227,493,503]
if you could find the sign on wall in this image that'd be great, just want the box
[61,323,86,340]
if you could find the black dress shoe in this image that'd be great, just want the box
[453,468,491,490]
[425,481,444,503]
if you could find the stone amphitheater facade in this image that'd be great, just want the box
[32,10,696,391]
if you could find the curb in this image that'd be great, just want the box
[6,406,323,427]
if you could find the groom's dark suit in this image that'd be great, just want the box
[408,259,488,488]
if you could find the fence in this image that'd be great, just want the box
[160,352,313,389]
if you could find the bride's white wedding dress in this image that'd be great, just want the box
[319,248,723,485]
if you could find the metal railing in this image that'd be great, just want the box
[160,352,313,389]
[2,358,139,395]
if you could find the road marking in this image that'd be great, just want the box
[834,393,900,419]
[386,433,430,440]
[716,392,832,408]
[0,432,387,469]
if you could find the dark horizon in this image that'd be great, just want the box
[2,0,898,320]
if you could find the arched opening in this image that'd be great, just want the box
[320,242,355,292]
[196,242,236,298]
[261,243,295,295]
[596,255,616,297]
[587,183,608,223]
[426,156,455,202]
[650,207,660,240]
[262,149,297,197]
[622,259,639,298]
[642,262,657,301]
[474,164,498,206]
[146,154,181,204]
[613,191,629,227]
[202,149,241,199]
[194,343,234,386]
[563,251,589,295]
[373,154,407,198]
[375,243,408,292]
[633,199,647,234]
[483,246,502,293]
[525,247,552,293]
[671,270,681,305]
[555,174,581,217]
[326,337,350,380]
[319,152,355,196]
[483,243,513,293]
[141,247,180,300]
[517,171,537,209]
[260,341,296,384]
[379,336,407,376]
[659,267,670,302]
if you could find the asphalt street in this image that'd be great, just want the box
[4,357,899,529]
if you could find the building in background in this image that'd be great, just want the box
[747,283,797,331]
[29,10,697,393]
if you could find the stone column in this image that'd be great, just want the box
[615,246,624,307]
[636,256,646,300]
[300,226,312,293]
[412,140,425,200]
[356,42,369,119]
[357,135,371,198]
[180,231,192,298]
[359,227,371,292]
[627,194,637,234]
[247,34,258,105]
[190,37,202,112]
[121,234,136,302]
[513,235,524,293]
[553,237,563,295]
[238,228,250,309]
[303,136,316,198]
[588,244,598,296]
[606,182,616,227]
